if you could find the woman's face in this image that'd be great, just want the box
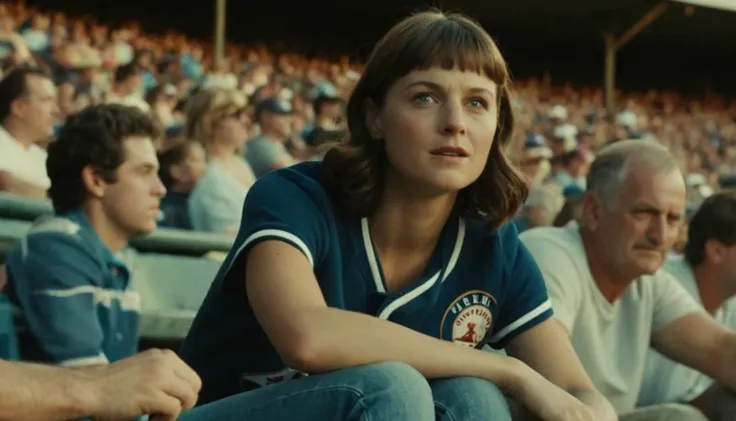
[214,106,249,150]
[369,67,499,193]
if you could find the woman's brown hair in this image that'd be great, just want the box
[322,10,528,229]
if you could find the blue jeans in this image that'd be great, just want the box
[179,362,512,421]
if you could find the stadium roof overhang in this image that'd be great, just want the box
[436,0,736,113]
[670,0,736,13]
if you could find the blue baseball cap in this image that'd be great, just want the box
[524,133,552,159]
[255,97,293,121]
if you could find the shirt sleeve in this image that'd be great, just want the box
[487,225,554,348]
[188,176,245,234]
[651,270,704,333]
[6,232,109,366]
[245,139,284,178]
[224,169,330,274]
[520,230,583,334]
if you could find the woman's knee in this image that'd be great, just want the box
[343,362,435,420]
[432,376,512,421]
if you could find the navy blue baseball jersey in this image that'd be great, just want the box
[179,161,553,404]
[5,211,140,366]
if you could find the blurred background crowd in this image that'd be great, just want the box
[0,0,734,240]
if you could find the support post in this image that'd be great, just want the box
[602,1,669,118]
[215,0,227,68]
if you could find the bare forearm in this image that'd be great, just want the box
[0,175,47,199]
[284,307,525,390]
[0,360,98,421]
[570,389,617,421]
[716,334,736,391]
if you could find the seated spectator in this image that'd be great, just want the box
[512,183,563,233]
[157,140,206,230]
[549,137,589,191]
[517,133,552,184]
[521,140,736,420]
[105,63,150,113]
[5,104,165,366]
[186,87,254,234]
[245,97,296,178]
[639,192,736,421]
[303,93,346,149]
[719,173,736,191]
[180,11,614,421]
[0,67,58,199]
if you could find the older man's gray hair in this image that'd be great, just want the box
[586,139,681,208]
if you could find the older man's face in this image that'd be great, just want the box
[592,160,687,279]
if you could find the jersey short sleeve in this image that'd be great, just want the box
[520,230,584,334]
[651,270,704,333]
[7,232,108,366]
[228,167,330,271]
[488,225,553,348]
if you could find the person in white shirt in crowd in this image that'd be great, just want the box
[639,191,736,421]
[0,66,58,199]
[512,183,564,233]
[186,87,255,234]
[521,139,736,421]
[244,97,296,178]
[105,63,150,113]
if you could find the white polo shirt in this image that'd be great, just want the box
[638,256,736,406]
[520,222,703,414]
[0,126,50,189]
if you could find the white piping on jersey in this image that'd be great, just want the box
[33,285,142,312]
[362,218,466,320]
[360,218,385,293]
[59,352,109,367]
[488,298,552,344]
[234,229,315,270]
[441,218,465,283]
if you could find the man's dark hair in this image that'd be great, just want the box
[684,192,736,266]
[0,66,52,123]
[114,63,140,84]
[157,140,196,189]
[47,104,156,214]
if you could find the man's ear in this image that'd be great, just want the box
[580,192,604,231]
[81,165,107,199]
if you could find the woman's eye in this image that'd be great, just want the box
[467,98,488,109]
[413,93,435,104]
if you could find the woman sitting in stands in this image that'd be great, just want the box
[185,87,256,234]
[179,10,616,421]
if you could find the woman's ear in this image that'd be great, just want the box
[364,99,383,139]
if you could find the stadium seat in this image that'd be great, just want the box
[127,250,220,341]
[0,265,19,360]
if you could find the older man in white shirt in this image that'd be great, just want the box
[520,140,736,421]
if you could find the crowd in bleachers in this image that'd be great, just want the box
[0,1,735,236]
[3,2,736,421]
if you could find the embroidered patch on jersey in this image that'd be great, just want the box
[440,290,497,348]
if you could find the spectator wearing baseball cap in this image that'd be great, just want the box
[549,136,591,191]
[518,133,552,184]
[245,97,296,178]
